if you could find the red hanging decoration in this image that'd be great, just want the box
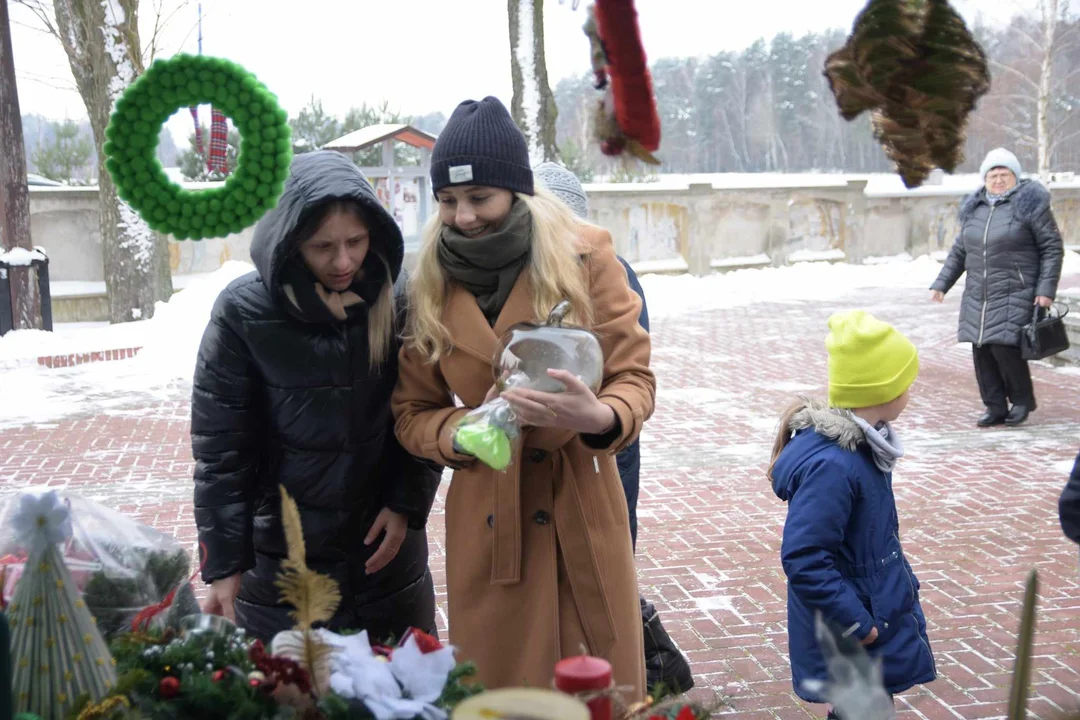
[585,0,661,164]
[207,108,230,174]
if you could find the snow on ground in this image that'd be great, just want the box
[0,261,253,428]
[639,249,1080,319]
[1,251,1078,429]
[640,253,942,319]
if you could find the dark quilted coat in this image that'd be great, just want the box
[931,180,1064,346]
[192,152,442,644]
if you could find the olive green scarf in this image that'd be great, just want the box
[437,200,532,325]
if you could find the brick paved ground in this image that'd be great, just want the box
[2,276,1079,719]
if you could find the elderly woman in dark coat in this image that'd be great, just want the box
[191,151,441,643]
[931,148,1064,427]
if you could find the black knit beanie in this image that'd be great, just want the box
[430,97,534,197]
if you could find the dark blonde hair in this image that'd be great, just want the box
[767,399,810,482]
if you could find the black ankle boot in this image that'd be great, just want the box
[1005,405,1030,426]
[641,596,694,694]
[977,410,1007,427]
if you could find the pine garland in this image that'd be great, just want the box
[81,547,198,641]
[71,627,482,719]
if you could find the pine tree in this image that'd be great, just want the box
[30,120,93,185]
[7,494,116,719]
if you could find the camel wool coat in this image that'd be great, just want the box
[392,226,654,699]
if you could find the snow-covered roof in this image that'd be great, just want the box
[322,124,437,152]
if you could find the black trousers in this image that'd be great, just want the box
[973,343,1036,413]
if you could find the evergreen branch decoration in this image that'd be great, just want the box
[824,0,991,188]
[81,547,198,641]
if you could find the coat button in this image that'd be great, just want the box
[529,449,548,463]
[533,510,550,525]
[486,514,494,528]
[883,622,889,630]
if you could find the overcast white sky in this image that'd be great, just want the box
[10,0,1025,151]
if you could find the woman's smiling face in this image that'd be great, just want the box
[436,186,515,239]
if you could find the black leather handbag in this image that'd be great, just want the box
[1020,303,1070,360]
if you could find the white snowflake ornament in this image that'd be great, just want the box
[11,491,72,551]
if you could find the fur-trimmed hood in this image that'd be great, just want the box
[771,399,869,502]
[958,178,1050,225]
[786,398,865,452]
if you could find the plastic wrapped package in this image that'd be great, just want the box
[0,489,200,640]
[453,301,604,470]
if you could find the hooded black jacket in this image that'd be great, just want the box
[192,152,441,643]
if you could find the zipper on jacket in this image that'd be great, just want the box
[976,204,996,347]
[897,533,937,672]
[1016,265,1026,287]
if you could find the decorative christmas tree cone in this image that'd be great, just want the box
[1,607,11,720]
[6,493,116,719]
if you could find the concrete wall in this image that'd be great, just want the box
[30,176,1080,288]
[30,187,259,282]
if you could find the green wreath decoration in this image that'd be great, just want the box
[103,54,293,240]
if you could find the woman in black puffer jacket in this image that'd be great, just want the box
[192,151,442,644]
[931,148,1064,428]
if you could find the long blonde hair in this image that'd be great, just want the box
[406,187,595,361]
[365,252,396,369]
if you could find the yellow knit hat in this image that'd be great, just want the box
[826,310,919,409]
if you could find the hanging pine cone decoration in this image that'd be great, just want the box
[824,0,991,188]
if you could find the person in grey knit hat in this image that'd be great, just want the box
[931,147,1064,427]
[534,161,695,694]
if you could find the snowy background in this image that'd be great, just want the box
[3,250,1078,429]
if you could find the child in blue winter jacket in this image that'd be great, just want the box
[769,310,936,719]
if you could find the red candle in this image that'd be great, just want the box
[554,655,612,720]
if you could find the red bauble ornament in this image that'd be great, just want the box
[159,676,181,699]
[212,669,227,683]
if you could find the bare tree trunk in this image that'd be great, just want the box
[1037,0,1058,176]
[0,0,42,330]
[48,0,173,323]
[509,0,559,164]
